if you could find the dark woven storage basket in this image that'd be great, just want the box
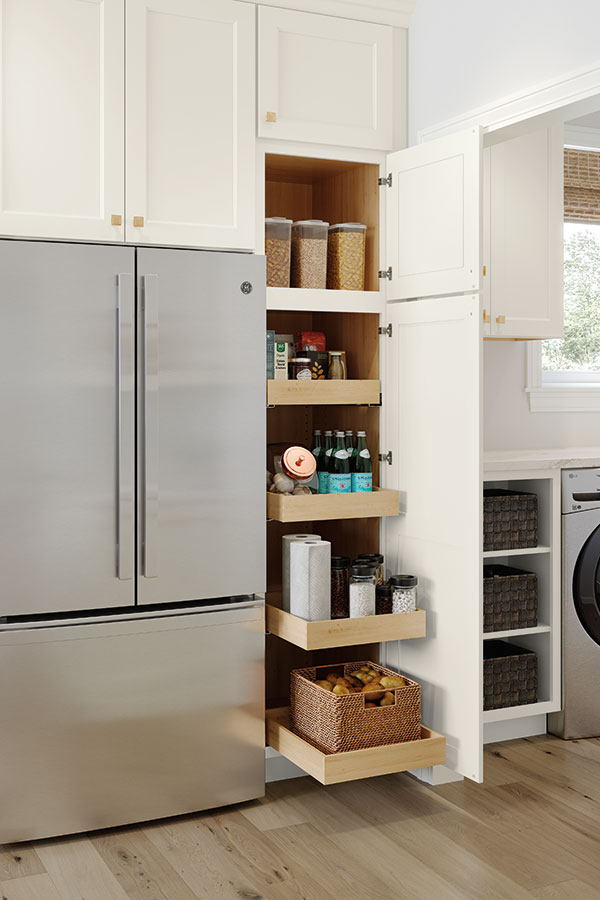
[483,564,538,633]
[483,640,538,710]
[483,489,538,551]
[290,660,421,754]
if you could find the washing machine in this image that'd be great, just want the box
[549,467,600,739]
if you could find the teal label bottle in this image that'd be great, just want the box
[351,431,372,492]
[329,431,351,494]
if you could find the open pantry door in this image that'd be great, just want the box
[386,128,482,300]
[381,295,483,782]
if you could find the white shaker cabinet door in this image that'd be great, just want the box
[126,0,255,249]
[258,7,393,150]
[386,127,482,301]
[487,126,564,339]
[0,0,124,242]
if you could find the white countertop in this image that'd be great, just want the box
[484,448,600,473]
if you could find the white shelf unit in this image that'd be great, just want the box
[482,470,561,742]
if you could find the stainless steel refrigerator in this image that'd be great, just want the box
[0,240,266,842]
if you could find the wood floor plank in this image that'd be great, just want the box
[532,879,600,900]
[36,836,131,900]
[239,791,308,832]
[0,846,45,882]
[0,873,63,900]
[91,828,202,900]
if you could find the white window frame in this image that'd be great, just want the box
[526,342,600,411]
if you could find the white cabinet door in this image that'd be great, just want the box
[383,295,483,783]
[487,126,564,339]
[126,0,255,249]
[0,0,124,242]
[386,128,482,300]
[258,7,392,150]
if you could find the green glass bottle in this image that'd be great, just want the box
[318,430,333,493]
[329,431,351,494]
[311,430,322,461]
[345,429,356,466]
[351,431,372,492]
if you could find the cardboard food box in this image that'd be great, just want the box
[304,350,329,379]
[274,341,289,379]
[266,330,275,380]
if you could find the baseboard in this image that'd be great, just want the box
[484,713,547,744]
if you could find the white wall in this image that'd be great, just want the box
[483,342,599,451]
[408,0,600,143]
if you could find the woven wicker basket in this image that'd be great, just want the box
[290,660,421,754]
[483,640,538,710]
[483,564,538,633]
[483,489,538,552]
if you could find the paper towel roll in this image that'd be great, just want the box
[289,539,331,621]
[282,533,321,612]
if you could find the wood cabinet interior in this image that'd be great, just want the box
[266,307,382,708]
[265,154,380,292]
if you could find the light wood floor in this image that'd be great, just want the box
[3,734,600,900]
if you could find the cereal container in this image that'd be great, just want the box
[265,217,292,287]
[327,223,366,291]
[291,220,328,289]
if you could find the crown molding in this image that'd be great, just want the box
[252,0,416,28]
[418,60,600,144]
[565,123,600,150]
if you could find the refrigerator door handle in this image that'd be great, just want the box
[142,274,159,578]
[116,274,134,581]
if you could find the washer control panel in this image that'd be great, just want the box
[562,467,600,513]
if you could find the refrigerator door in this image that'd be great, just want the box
[0,604,265,842]
[0,240,136,616]
[136,248,265,605]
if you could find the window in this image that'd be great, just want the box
[527,150,600,411]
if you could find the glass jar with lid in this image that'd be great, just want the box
[330,556,350,618]
[375,583,393,615]
[356,553,384,585]
[328,351,346,380]
[349,565,376,617]
[389,575,418,613]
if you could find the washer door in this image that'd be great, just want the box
[573,523,600,646]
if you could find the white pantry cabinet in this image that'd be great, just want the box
[258,7,393,150]
[126,0,255,249]
[483,126,564,339]
[0,0,124,242]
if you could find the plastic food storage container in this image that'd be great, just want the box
[265,217,292,287]
[291,220,329,289]
[327,223,367,291]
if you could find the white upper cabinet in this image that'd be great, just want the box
[126,0,255,249]
[0,0,124,242]
[485,126,564,339]
[386,128,482,300]
[258,7,393,150]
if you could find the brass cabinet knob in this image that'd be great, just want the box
[111,214,122,226]
[496,315,506,324]
[133,216,145,227]
[265,111,277,123]
[483,309,491,323]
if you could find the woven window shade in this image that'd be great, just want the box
[564,148,600,222]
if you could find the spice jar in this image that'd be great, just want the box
[291,220,329,289]
[389,575,418,613]
[330,556,350,618]
[376,583,393,615]
[328,351,346,380]
[265,217,292,287]
[349,565,376,617]
[289,358,312,380]
[356,554,384,586]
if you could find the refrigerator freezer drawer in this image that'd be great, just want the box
[0,606,265,842]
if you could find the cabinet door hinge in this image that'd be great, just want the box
[378,324,392,337]
[378,173,392,187]
[379,451,393,465]
[378,266,392,281]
